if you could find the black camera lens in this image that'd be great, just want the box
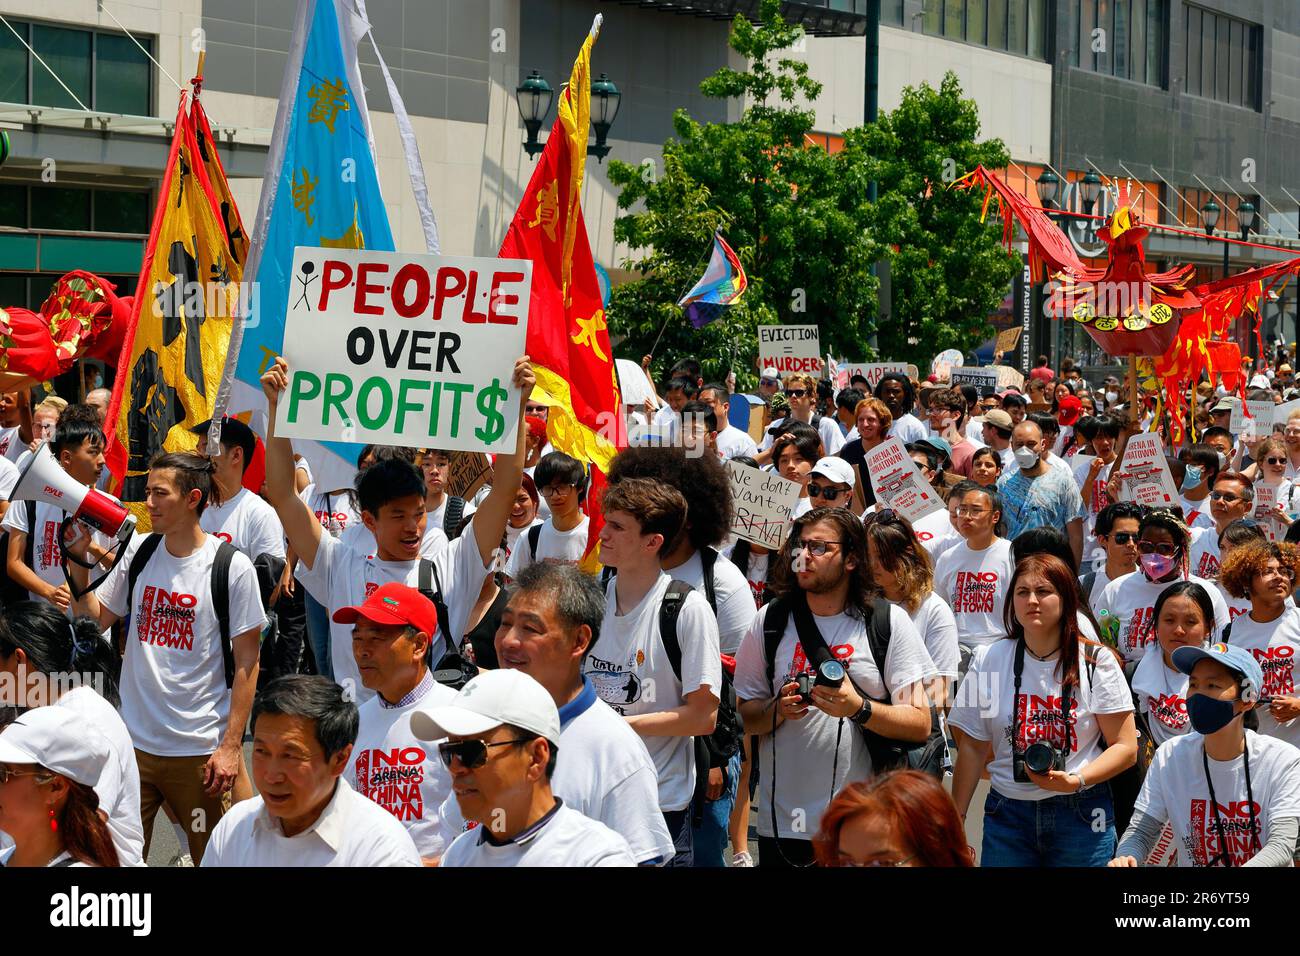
[817,659,846,686]
[1023,742,1059,775]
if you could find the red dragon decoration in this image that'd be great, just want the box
[0,271,131,389]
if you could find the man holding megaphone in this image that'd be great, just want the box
[3,406,119,608]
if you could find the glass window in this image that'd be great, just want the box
[93,190,150,234]
[0,20,27,104]
[0,183,25,227]
[966,0,987,45]
[1185,6,1200,95]
[1146,0,1164,86]
[988,0,1007,49]
[1007,0,1026,55]
[1094,0,1112,75]
[1215,15,1229,103]
[1246,25,1260,108]
[95,33,151,115]
[30,186,91,231]
[1027,0,1046,59]
[1080,0,1096,69]
[0,275,27,309]
[945,0,964,38]
[1114,0,1129,78]
[923,0,942,36]
[31,25,91,110]
[882,0,905,25]
[1131,0,1146,84]
[1200,11,1214,98]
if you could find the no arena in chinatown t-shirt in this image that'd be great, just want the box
[1093,571,1230,665]
[933,538,1016,647]
[98,534,267,757]
[732,603,935,840]
[1130,647,1193,748]
[1225,607,1300,748]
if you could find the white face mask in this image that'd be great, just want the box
[1013,446,1040,470]
[1105,391,1118,404]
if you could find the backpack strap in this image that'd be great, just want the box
[1222,621,1233,644]
[731,539,751,577]
[23,499,35,574]
[657,580,693,683]
[864,598,893,699]
[443,496,466,539]
[762,596,793,694]
[528,524,543,562]
[211,541,237,689]
[126,533,165,610]
[418,558,453,651]
[699,547,718,614]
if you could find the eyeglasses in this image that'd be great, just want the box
[1109,532,1138,545]
[794,539,843,556]
[1138,542,1181,557]
[838,853,917,867]
[784,389,808,399]
[436,738,533,770]
[761,378,780,387]
[954,506,990,517]
[1210,491,1243,503]
[806,483,849,501]
[1265,457,1287,466]
[0,766,53,785]
[539,482,575,498]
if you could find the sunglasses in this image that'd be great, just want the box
[437,738,533,770]
[1265,457,1287,466]
[1210,491,1243,503]
[807,483,849,501]
[1109,532,1138,545]
[1138,542,1181,557]
[794,539,843,556]
[784,389,808,398]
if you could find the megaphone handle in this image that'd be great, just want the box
[59,517,127,600]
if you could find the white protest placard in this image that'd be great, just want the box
[1116,433,1179,508]
[949,366,999,395]
[1274,398,1300,427]
[1254,483,1280,540]
[1230,399,1277,434]
[274,246,530,454]
[843,362,908,392]
[865,436,943,522]
[726,460,801,549]
[759,325,822,376]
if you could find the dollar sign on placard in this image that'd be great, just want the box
[475,378,507,444]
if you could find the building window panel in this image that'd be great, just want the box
[1008,0,1027,55]
[966,0,987,45]
[945,0,964,38]
[988,0,1007,49]
[883,0,905,25]
[923,0,942,36]
[92,189,150,234]
[30,186,91,231]
[31,25,91,110]
[0,183,26,228]
[1094,0,1112,75]
[94,33,151,115]
[1200,11,1214,100]
[1131,0,1146,84]
[1028,0,1046,58]
[1146,0,1164,85]
[1114,0,1129,79]
[0,21,28,104]
[1215,16,1230,103]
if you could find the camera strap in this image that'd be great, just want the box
[1011,639,1074,761]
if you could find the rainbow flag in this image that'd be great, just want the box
[678,231,747,328]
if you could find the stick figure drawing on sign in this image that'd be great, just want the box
[295,260,317,309]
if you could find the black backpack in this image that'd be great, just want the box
[527,523,543,561]
[762,594,946,778]
[443,496,466,540]
[127,533,242,688]
[416,558,477,689]
[657,575,744,822]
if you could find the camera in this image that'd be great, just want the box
[1013,741,1066,783]
[794,659,847,704]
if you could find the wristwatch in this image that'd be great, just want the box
[850,698,873,726]
[1073,771,1087,792]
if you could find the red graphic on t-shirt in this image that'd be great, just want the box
[1228,605,1250,621]
[213,532,233,544]
[747,578,765,608]
[916,530,934,543]
[1188,798,1261,867]
[1195,551,1220,579]
[364,582,379,597]
[1012,692,1078,754]
[1250,645,1295,697]
[314,509,350,533]
[1146,693,1188,731]
[1088,479,1109,517]
[953,570,997,614]
[788,641,855,679]
[353,747,426,822]
[1124,607,1155,655]
[135,586,197,651]
[37,520,59,570]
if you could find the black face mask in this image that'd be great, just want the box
[1186,693,1238,735]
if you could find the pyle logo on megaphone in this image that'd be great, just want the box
[13,442,135,540]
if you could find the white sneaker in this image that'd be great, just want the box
[730,851,754,867]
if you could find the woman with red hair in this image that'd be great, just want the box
[813,770,973,867]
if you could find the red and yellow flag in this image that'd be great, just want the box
[498,17,623,569]
[104,85,242,529]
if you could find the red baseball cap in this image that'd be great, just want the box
[332,582,438,636]
[1057,394,1083,426]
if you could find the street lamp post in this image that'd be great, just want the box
[588,74,622,163]
[514,69,621,162]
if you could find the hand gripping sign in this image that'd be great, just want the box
[274,247,531,454]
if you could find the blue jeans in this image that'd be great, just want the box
[981,785,1116,867]
[691,751,741,868]
[661,809,694,867]
[304,591,333,681]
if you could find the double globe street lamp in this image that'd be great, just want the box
[1201,197,1259,278]
[515,69,622,162]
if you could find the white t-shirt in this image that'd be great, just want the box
[1,499,116,599]
[933,538,1016,647]
[716,425,759,461]
[345,677,459,858]
[296,526,491,705]
[56,687,144,867]
[201,778,421,867]
[759,415,845,456]
[1131,646,1194,747]
[908,591,961,680]
[0,454,18,499]
[949,640,1134,801]
[911,508,957,559]
[552,683,676,865]
[1072,456,1114,546]
[1094,571,1230,664]
[889,413,927,445]
[505,516,589,578]
[200,487,286,560]
[0,425,25,464]
[1084,566,1112,607]
[1134,730,1300,867]
[339,521,450,563]
[1179,495,1215,531]
[301,484,360,539]
[425,493,477,542]
[1188,525,1222,580]
[733,603,935,839]
[98,534,266,757]
[1226,607,1300,749]
[585,573,722,812]
[439,803,635,867]
[666,548,757,657]
[504,518,542,563]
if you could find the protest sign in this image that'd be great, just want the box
[1229,398,1275,434]
[726,460,801,549]
[843,362,908,391]
[274,246,530,454]
[865,436,943,522]
[994,327,1022,356]
[446,451,491,500]
[949,366,999,395]
[931,348,963,381]
[759,325,822,375]
[1254,483,1280,540]
[1116,433,1179,508]
[1274,398,1300,427]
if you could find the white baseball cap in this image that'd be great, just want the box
[810,456,855,486]
[761,366,781,381]
[409,669,561,747]
[0,707,109,788]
